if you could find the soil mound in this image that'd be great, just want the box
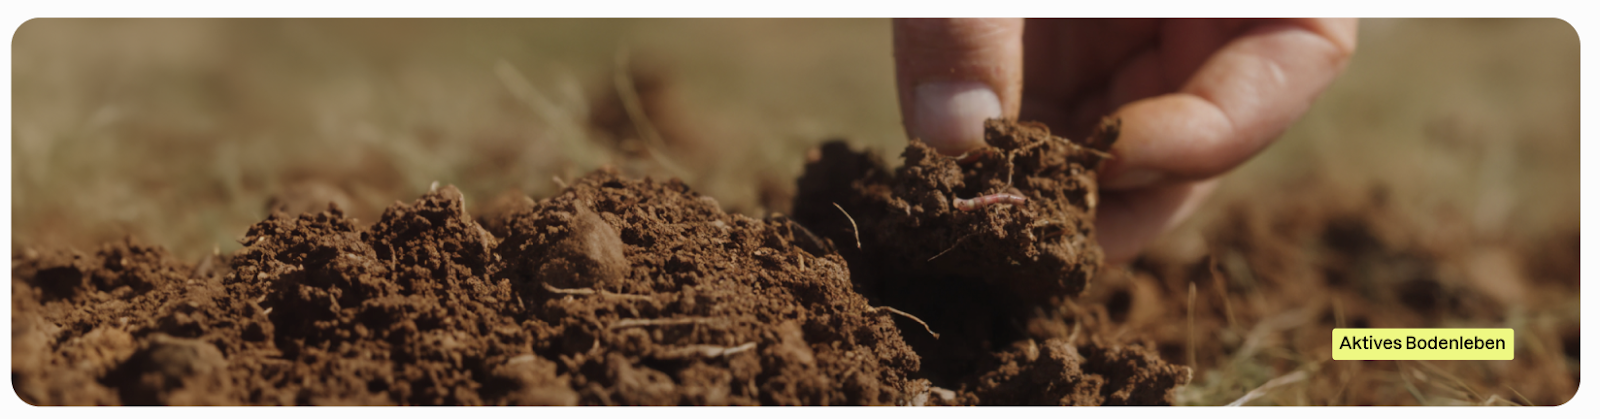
[13,121,1191,405]
[13,172,920,405]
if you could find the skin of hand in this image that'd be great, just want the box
[893,18,1359,264]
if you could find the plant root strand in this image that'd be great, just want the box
[653,342,758,359]
[868,305,939,339]
[543,283,654,300]
[611,317,722,329]
[928,234,973,262]
[832,202,862,249]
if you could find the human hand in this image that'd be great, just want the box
[893,18,1358,264]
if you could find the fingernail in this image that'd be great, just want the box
[1102,168,1165,190]
[912,81,1001,154]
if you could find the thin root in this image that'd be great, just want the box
[1031,219,1071,239]
[543,283,654,300]
[654,342,758,359]
[784,217,833,254]
[544,283,595,295]
[833,202,862,249]
[611,317,721,329]
[928,234,972,262]
[868,305,939,339]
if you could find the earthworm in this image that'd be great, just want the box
[952,193,1027,211]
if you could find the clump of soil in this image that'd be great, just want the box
[791,118,1190,403]
[13,120,1191,406]
[940,337,1192,406]
[488,171,920,405]
[13,171,920,405]
[795,119,1117,304]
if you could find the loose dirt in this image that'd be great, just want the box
[790,118,1191,403]
[12,120,1195,405]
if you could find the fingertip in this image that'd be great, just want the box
[894,18,1024,155]
[1098,94,1235,189]
[1095,179,1219,265]
[1297,18,1360,56]
[911,81,1002,154]
[1103,20,1355,189]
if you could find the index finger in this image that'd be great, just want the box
[1100,18,1359,189]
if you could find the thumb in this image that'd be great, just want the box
[894,18,1025,155]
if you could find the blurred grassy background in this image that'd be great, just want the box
[1219,19,1575,233]
[13,18,906,258]
[1157,18,1579,264]
[12,19,1578,261]
[12,19,1576,260]
[9,19,1580,405]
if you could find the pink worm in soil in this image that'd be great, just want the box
[953,194,1028,211]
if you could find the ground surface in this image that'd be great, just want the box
[9,18,1582,405]
[13,130,1191,404]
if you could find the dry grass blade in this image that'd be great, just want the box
[1187,281,1198,370]
[1207,255,1241,332]
[1332,295,1347,329]
[1505,384,1534,406]
[1481,394,1510,406]
[1397,361,1429,405]
[654,342,757,359]
[1412,360,1482,402]
[543,282,596,295]
[542,283,654,300]
[494,60,604,171]
[869,305,939,339]
[832,202,861,250]
[614,49,691,181]
[716,342,758,356]
[1227,369,1310,406]
[1329,363,1356,405]
[1231,304,1317,367]
[611,317,721,329]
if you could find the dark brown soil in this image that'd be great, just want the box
[941,337,1192,406]
[11,120,1191,406]
[790,118,1191,403]
[795,119,1116,304]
